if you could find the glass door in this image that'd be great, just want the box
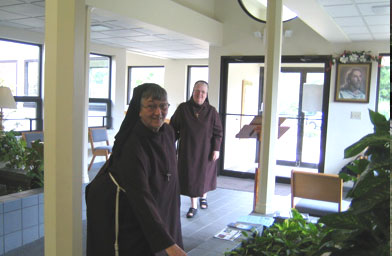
[219,56,331,178]
[222,62,263,176]
[276,67,324,175]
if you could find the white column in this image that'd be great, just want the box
[44,0,87,255]
[254,0,283,214]
[82,7,92,184]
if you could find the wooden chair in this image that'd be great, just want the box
[22,131,44,148]
[88,127,112,171]
[291,169,348,217]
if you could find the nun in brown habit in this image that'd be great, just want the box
[170,80,223,218]
[86,83,186,256]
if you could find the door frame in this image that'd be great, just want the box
[218,55,332,180]
[277,67,325,169]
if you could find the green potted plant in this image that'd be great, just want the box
[0,130,30,194]
[225,110,390,256]
[24,140,44,188]
[0,130,26,169]
[225,209,329,256]
[0,130,44,194]
[317,110,390,256]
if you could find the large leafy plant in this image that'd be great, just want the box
[317,109,390,256]
[25,140,44,188]
[225,209,329,256]
[0,131,44,190]
[0,130,26,169]
[225,110,390,256]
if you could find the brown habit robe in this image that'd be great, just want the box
[170,99,223,197]
[86,121,183,256]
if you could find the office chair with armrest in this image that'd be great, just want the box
[22,131,44,148]
[88,127,112,171]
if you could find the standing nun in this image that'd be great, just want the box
[86,83,186,256]
[170,80,223,218]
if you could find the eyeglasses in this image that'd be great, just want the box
[142,103,170,112]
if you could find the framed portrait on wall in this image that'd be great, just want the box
[334,63,371,103]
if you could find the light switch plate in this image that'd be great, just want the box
[351,111,361,120]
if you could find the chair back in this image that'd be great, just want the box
[90,127,109,142]
[22,131,44,148]
[291,169,343,211]
[88,127,111,171]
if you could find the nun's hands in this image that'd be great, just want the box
[211,151,220,161]
[165,244,187,256]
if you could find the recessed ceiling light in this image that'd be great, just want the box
[371,5,389,15]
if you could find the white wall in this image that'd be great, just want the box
[171,0,216,19]
[125,52,208,118]
[324,62,378,173]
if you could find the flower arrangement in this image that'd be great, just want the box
[335,50,380,64]
[326,50,381,71]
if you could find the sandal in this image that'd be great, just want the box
[199,198,208,209]
[186,207,198,218]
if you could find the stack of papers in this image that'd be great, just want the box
[227,222,258,231]
[214,215,276,241]
[214,227,242,241]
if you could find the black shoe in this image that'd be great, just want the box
[186,207,198,218]
[199,198,208,209]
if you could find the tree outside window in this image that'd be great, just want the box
[376,56,390,119]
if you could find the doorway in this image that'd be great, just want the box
[276,67,325,177]
[219,56,331,179]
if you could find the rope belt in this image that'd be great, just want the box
[108,172,125,256]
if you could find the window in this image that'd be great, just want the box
[0,39,42,131]
[127,66,165,103]
[88,53,112,128]
[186,65,208,100]
[376,55,390,119]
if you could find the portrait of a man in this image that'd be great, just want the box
[335,63,371,103]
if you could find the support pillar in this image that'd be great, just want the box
[254,0,283,214]
[44,0,88,255]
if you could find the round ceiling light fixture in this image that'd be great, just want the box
[238,0,298,23]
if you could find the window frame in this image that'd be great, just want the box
[0,38,43,132]
[186,65,208,100]
[375,53,390,118]
[88,53,112,128]
[127,66,165,104]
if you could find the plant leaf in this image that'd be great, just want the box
[344,134,390,158]
[319,211,365,230]
[368,109,389,135]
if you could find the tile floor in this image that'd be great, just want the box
[5,183,291,256]
[5,161,293,256]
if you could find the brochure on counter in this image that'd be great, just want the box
[214,227,242,241]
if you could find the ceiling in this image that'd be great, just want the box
[0,0,389,59]
[315,0,390,41]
